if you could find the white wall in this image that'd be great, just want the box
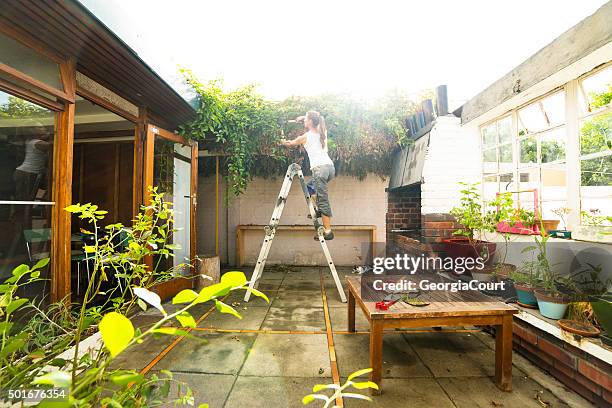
[197,173,387,266]
[421,116,481,214]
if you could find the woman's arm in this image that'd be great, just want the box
[281,134,307,147]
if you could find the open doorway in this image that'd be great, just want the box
[71,96,135,300]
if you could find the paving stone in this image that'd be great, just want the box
[279,279,322,291]
[406,332,496,377]
[343,378,455,408]
[327,306,370,332]
[155,332,256,375]
[260,306,326,331]
[334,333,431,378]
[225,376,330,408]
[271,289,324,308]
[200,304,269,330]
[110,335,172,371]
[437,373,572,407]
[284,267,322,281]
[154,372,234,408]
[241,333,330,377]
[222,287,279,306]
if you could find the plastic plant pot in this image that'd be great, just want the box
[513,283,538,306]
[548,230,572,239]
[535,290,569,320]
[590,293,612,335]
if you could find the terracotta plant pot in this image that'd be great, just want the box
[535,289,569,320]
[538,219,560,235]
[442,237,497,266]
[513,282,538,306]
[558,319,600,337]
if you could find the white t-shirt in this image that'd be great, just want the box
[16,139,47,174]
[304,130,333,169]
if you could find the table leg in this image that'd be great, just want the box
[495,315,513,391]
[369,319,383,395]
[348,290,355,333]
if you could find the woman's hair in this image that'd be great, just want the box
[306,111,327,148]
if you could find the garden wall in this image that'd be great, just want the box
[197,173,387,266]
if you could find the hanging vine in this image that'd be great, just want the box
[179,69,422,195]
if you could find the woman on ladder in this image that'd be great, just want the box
[281,111,335,240]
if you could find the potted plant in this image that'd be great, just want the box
[591,293,612,345]
[549,207,572,239]
[446,183,497,268]
[573,209,612,244]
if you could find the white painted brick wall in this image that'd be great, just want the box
[421,116,481,214]
[197,173,387,266]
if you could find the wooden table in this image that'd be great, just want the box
[236,224,377,266]
[346,276,517,395]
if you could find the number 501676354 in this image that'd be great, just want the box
[5,388,68,403]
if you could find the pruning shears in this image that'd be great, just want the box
[375,294,402,311]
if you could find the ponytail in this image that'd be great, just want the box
[318,116,327,148]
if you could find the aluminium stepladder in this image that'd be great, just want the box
[243,163,347,303]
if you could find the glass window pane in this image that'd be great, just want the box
[497,116,512,144]
[540,127,566,163]
[0,32,63,91]
[483,174,498,202]
[519,136,537,166]
[518,91,565,134]
[580,65,612,114]
[541,163,567,221]
[498,144,513,173]
[581,154,612,187]
[499,172,516,192]
[0,90,55,302]
[580,111,611,156]
[483,148,497,174]
[482,123,497,148]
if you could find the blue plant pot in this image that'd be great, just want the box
[535,290,569,320]
[514,283,537,306]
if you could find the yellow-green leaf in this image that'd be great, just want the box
[214,300,242,319]
[347,368,372,381]
[220,271,247,288]
[240,287,269,303]
[302,395,315,405]
[84,246,96,253]
[350,381,379,390]
[176,311,196,328]
[173,289,198,304]
[99,312,134,357]
[32,371,71,388]
[196,282,232,303]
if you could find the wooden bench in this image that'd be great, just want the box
[235,224,376,266]
[346,275,517,395]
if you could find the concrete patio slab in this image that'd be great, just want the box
[343,378,455,408]
[110,335,172,371]
[260,306,326,331]
[334,333,432,378]
[284,267,322,281]
[225,376,331,408]
[200,304,270,330]
[240,333,330,377]
[156,372,235,408]
[154,332,257,375]
[405,332,496,377]
[437,373,572,407]
[271,289,324,308]
[278,279,322,291]
[222,288,279,306]
[327,305,370,332]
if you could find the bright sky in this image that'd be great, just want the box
[80,0,608,110]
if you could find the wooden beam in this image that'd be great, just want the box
[132,107,147,217]
[0,61,73,103]
[76,86,139,123]
[50,58,76,303]
[190,140,198,262]
[148,124,187,144]
[0,77,63,111]
[215,156,219,256]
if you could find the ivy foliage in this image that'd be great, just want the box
[179,70,420,195]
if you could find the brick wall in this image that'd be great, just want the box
[421,213,461,256]
[385,184,421,243]
[513,318,612,406]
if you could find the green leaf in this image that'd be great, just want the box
[84,245,96,253]
[350,381,379,390]
[176,311,196,328]
[11,264,29,278]
[33,257,50,270]
[6,298,28,315]
[221,271,247,288]
[173,289,199,304]
[137,298,147,311]
[239,287,269,303]
[0,335,26,359]
[347,368,372,381]
[196,282,232,303]
[99,312,134,357]
[64,204,82,213]
[152,327,190,336]
[198,404,209,408]
[110,371,144,386]
[0,321,13,336]
[214,300,242,319]
[32,371,71,388]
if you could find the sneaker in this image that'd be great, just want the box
[314,231,334,241]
